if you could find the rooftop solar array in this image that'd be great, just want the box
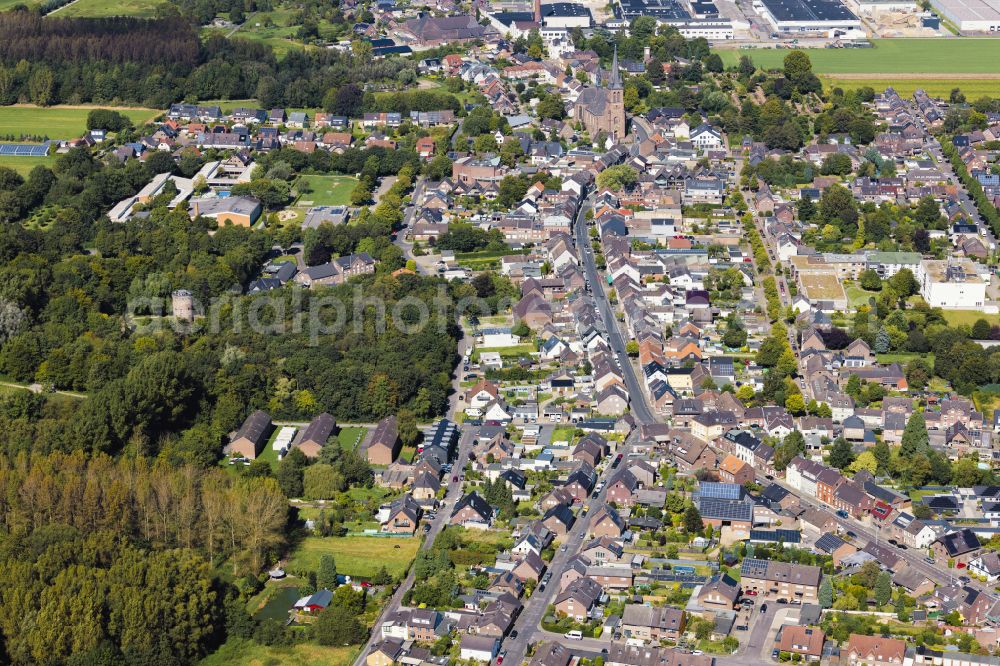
[0,143,49,157]
[760,0,857,22]
[740,557,770,578]
[697,496,753,522]
[618,0,691,20]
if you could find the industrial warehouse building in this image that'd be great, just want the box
[753,0,862,32]
[929,0,1000,31]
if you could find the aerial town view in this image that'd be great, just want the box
[5,0,1000,663]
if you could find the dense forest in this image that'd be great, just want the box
[0,9,419,107]
[0,447,286,664]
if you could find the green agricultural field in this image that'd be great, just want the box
[288,535,420,579]
[718,39,1000,74]
[0,155,56,177]
[0,0,40,9]
[295,175,359,207]
[822,76,1000,99]
[56,0,168,17]
[0,106,157,140]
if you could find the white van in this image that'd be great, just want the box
[564,630,583,640]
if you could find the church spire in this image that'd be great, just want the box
[608,46,622,90]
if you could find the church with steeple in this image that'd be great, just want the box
[573,47,626,144]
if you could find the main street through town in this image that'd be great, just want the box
[573,191,657,426]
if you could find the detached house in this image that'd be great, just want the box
[451,491,495,528]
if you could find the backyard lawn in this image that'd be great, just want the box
[295,175,358,207]
[199,638,356,666]
[288,535,420,579]
[337,426,367,451]
[0,106,158,139]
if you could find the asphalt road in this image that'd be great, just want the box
[499,447,635,666]
[773,477,993,600]
[573,194,657,425]
[352,426,477,666]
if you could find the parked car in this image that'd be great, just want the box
[836,510,848,518]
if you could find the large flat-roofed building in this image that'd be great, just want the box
[917,258,987,309]
[618,0,691,20]
[754,0,861,31]
[929,0,1000,31]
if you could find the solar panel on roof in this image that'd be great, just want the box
[698,497,753,522]
[698,482,743,499]
[740,557,769,577]
[0,143,48,156]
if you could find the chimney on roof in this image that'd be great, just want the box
[534,0,541,23]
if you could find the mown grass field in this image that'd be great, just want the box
[0,155,57,177]
[199,638,356,666]
[718,39,1000,73]
[56,0,169,17]
[288,535,419,579]
[0,106,158,139]
[821,76,1000,98]
[941,310,1000,327]
[295,175,358,207]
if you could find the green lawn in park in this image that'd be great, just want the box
[718,39,1000,74]
[0,106,157,139]
[295,175,358,207]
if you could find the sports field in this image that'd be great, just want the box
[55,0,168,17]
[718,39,1000,74]
[0,106,158,139]
[294,175,358,207]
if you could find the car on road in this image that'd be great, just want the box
[452,476,458,482]
[736,625,748,631]
[846,530,857,539]
[760,604,767,614]
[565,630,583,640]
[960,575,971,583]
[422,523,431,532]
[888,538,898,546]
[772,649,780,659]
[836,510,848,518]
[741,598,755,606]
[509,630,518,639]
[777,598,788,604]
[559,544,567,552]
